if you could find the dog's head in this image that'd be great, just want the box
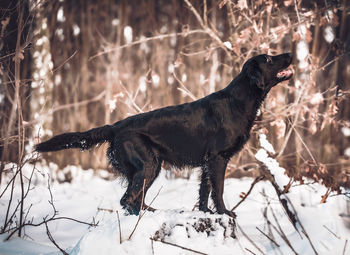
[243,53,293,91]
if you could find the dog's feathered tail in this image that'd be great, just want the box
[35,125,114,152]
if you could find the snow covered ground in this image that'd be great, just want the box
[0,163,349,255]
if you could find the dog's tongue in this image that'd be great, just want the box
[277,69,293,78]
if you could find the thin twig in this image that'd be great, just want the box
[45,221,69,255]
[231,175,264,212]
[3,174,16,232]
[89,29,207,60]
[151,238,155,255]
[97,207,114,213]
[119,81,144,113]
[322,225,340,239]
[293,0,301,26]
[6,216,97,241]
[183,0,230,55]
[25,91,107,127]
[184,0,204,27]
[0,165,19,198]
[237,224,264,255]
[116,210,122,244]
[51,50,78,73]
[49,91,106,113]
[276,85,306,159]
[203,0,207,26]
[150,237,208,255]
[245,248,258,255]
[269,205,298,255]
[320,188,331,203]
[173,72,197,100]
[2,162,36,234]
[318,51,350,71]
[285,196,318,255]
[259,164,297,227]
[256,227,280,247]
[261,192,299,254]
[292,123,318,165]
[128,183,163,240]
[128,179,147,240]
[5,175,97,240]
[343,239,348,255]
[142,186,163,213]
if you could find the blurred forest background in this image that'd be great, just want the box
[0,0,349,191]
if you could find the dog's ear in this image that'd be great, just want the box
[248,68,263,89]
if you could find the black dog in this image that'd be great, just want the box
[36,53,293,217]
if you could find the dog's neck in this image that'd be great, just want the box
[224,73,266,104]
[223,74,266,128]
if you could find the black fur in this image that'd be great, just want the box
[36,53,293,217]
[35,125,114,152]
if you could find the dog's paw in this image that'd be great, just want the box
[198,206,214,214]
[216,208,237,218]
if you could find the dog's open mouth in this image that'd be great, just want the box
[276,68,293,80]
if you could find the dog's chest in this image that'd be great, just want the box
[214,110,256,159]
[220,132,250,159]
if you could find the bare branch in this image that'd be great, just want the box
[343,239,348,255]
[322,224,340,239]
[128,179,147,240]
[150,237,208,255]
[89,30,208,61]
[237,224,265,255]
[183,0,230,55]
[231,175,264,212]
[173,72,197,101]
[45,221,69,255]
[256,227,280,247]
[116,210,122,244]
[128,183,163,240]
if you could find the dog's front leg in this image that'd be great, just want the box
[208,156,236,218]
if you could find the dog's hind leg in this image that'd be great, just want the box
[120,139,161,215]
[124,163,160,214]
[142,161,162,212]
[198,166,213,213]
[120,177,133,210]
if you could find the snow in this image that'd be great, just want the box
[342,127,350,137]
[138,76,147,93]
[258,133,275,154]
[255,148,290,189]
[345,147,350,157]
[1,163,350,255]
[112,19,119,26]
[152,73,160,86]
[324,26,335,44]
[296,24,309,70]
[255,133,290,189]
[57,7,65,23]
[73,24,80,36]
[168,64,175,73]
[123,26,133,44]
[297,41,309,69]
[223,41,232,51]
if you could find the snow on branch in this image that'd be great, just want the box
[255,132,290,190]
